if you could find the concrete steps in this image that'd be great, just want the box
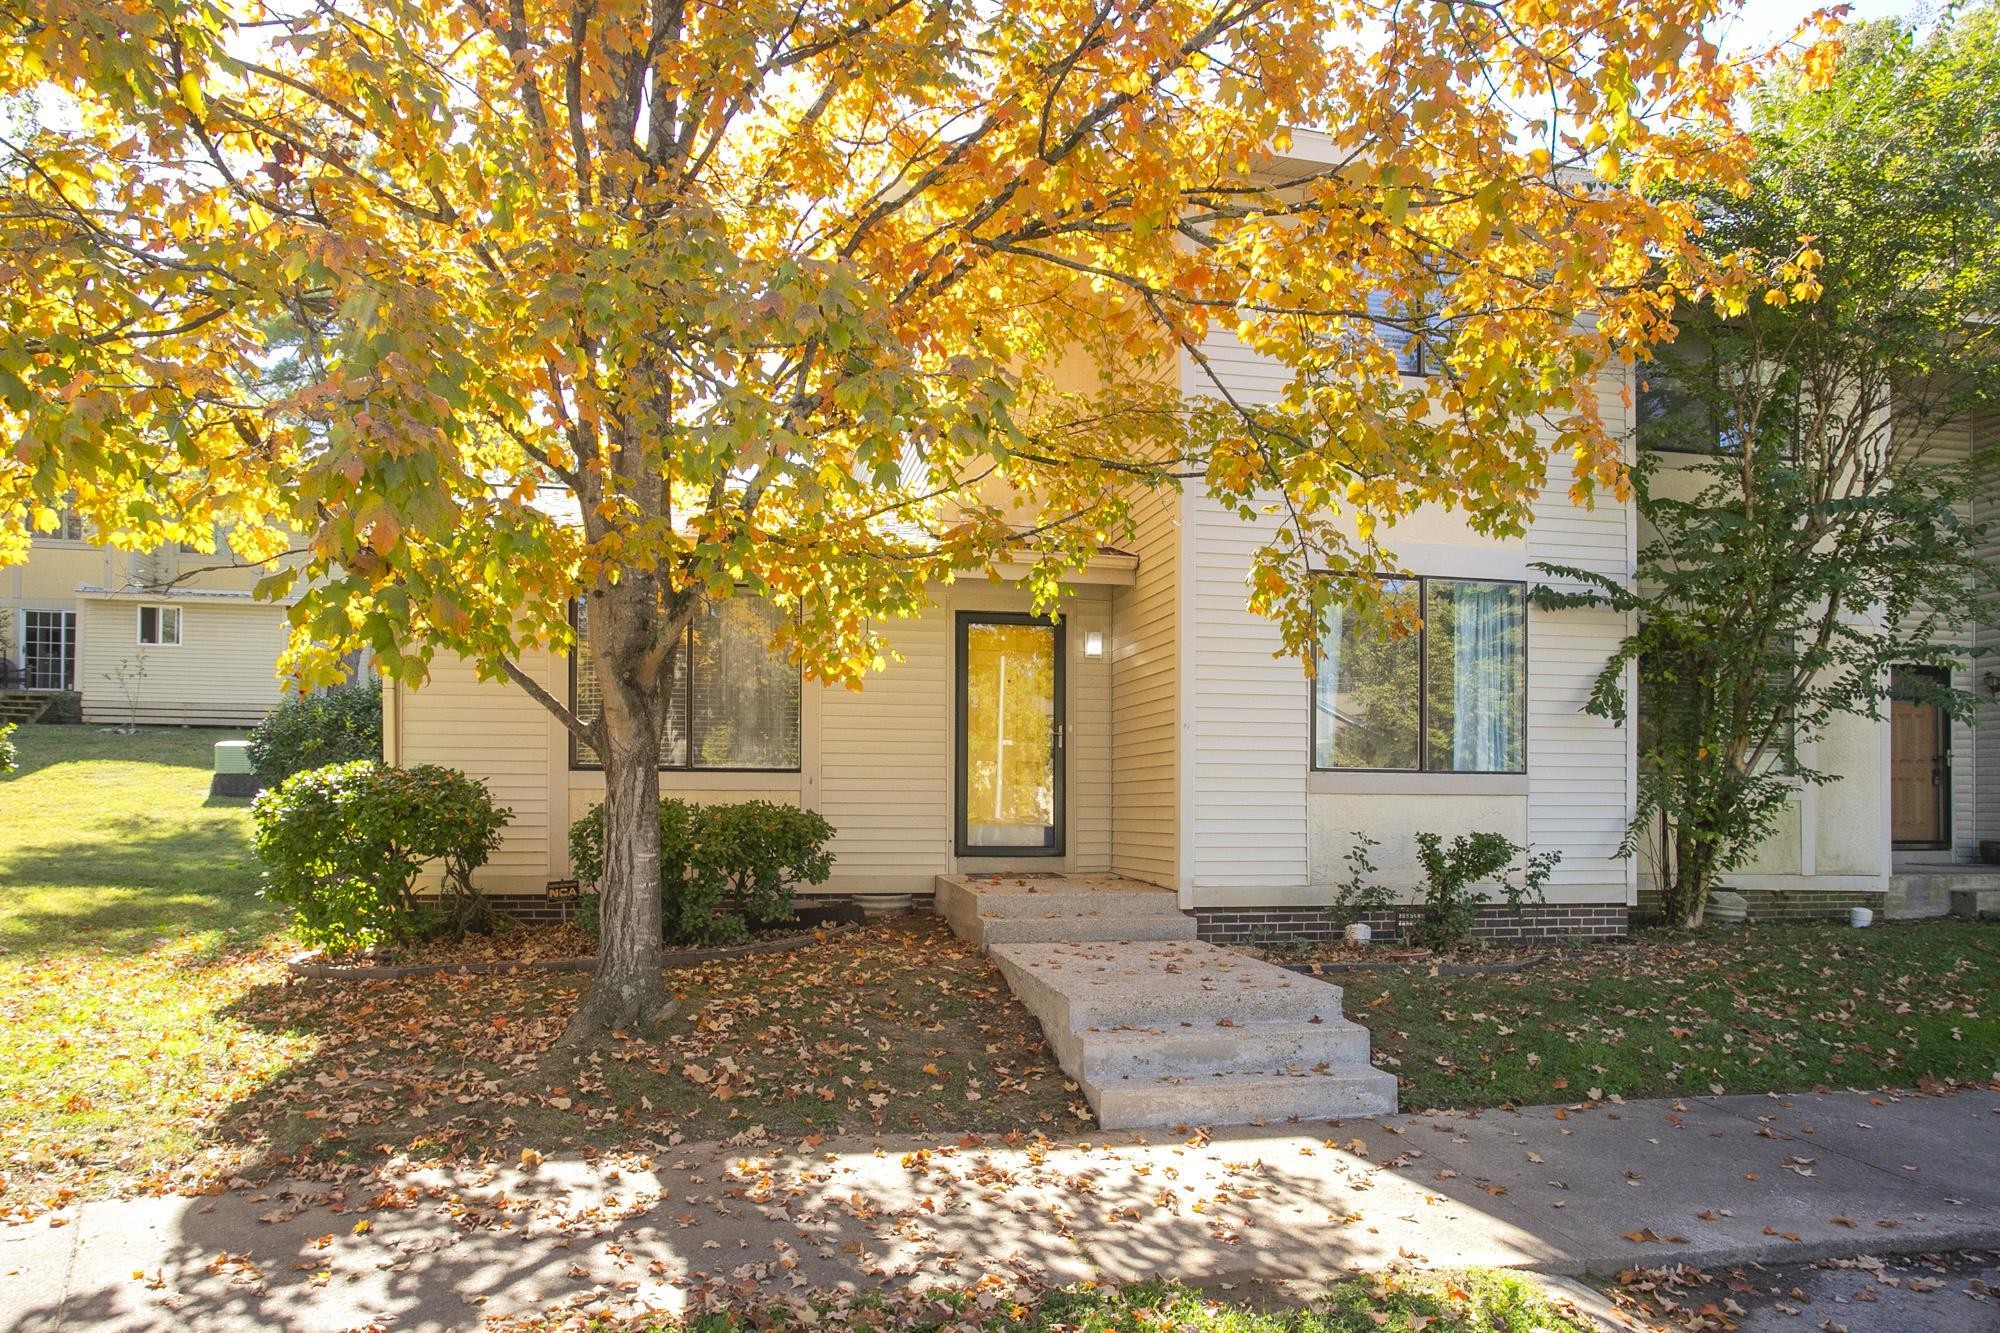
[935,873,1196,948]
[1887,870,2000,920]
[990,938,1397,1129]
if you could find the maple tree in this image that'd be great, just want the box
[4,0,1795,1033]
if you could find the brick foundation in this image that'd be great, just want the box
[1637,887,1881,924]
[1194,902,1629,945]
[481,892,581,926]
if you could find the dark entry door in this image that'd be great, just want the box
[955,614,1064,856]
[1890,668,1948,847]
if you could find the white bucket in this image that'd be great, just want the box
[1344,922,1373,944]
[1850,906,1874,928]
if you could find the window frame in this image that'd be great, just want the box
[566,597,804,774]
[1308,575,1529,776]
[953,611,1067,859]
[19,609,78,690]
[136,604,183,647]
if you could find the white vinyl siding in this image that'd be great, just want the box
[1111,487,1181,887]
[1525,365,1637,901]
[1180,331,1312,894]
[1180,329,1638,907]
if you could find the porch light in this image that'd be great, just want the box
[1083,630,1104,659]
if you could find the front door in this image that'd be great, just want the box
[955,614,1064,856]
[1890,667,1949,847]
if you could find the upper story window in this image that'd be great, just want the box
[1312,577,1526,774]
[570,595,802,772]
[45,507,88,542]
[1366,290,1443,377]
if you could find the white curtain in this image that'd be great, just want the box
[1450,583,1523,771]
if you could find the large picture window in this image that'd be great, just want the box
[1312,578,1526,774]
[570,596,801,771]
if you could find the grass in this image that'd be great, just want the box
[0,723,1076,1215]
[0,723,309,1212]
[1343,921,2000,1110]
[496,1273,1597,1333]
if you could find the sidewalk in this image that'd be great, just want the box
[3,1088,1996,1331]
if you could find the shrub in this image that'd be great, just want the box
[0,722,15,775]
[253,760,510,954]
[1329,830,1394,924]
[697,800,836,927]
[248,679,384,780]
[568,797,837,946]
[1409,830,1561,951]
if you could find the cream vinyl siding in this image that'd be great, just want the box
[75,597,292,727]
[816,606,952,889]
[1066,591,1116,872]
[394,649,556,886]
[1523,366,1638,902]
[1179,331,1311,894]
[1111,487,1182,887]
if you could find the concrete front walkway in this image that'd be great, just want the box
[3,1089,1996,1331]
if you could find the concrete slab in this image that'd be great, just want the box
[5,1092,1999,1329]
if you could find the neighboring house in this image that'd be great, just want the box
[0,519,298,728]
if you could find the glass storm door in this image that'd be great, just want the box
[956,614,1064,856]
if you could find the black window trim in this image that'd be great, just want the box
[566,596,804,774]
[954,610,1067,859]
[1308,574,1530,777]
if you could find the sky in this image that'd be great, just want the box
[1719,0,1928,49]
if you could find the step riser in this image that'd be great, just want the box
[1089,1071,1401,1130]
[973,915,1198,946]
[957,893,1188,920]
[1070,1026,1371,1081]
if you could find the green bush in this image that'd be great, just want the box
[0,722,15,775]
[248,679,383,780]
[568,798,837,946]
[1330,829,1394,923]
[253,760,510,954]
[1409,830,1560,951]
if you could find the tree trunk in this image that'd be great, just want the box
[557,574,680,1044]
[1664,822,1714,929]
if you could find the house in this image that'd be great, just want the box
[382,309,2000,936]
[382,320,1638,939]
[0,520,298,728]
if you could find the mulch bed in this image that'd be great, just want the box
[286,920,856,979]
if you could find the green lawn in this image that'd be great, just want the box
[1343,920,2000,1110]
[506,1273,1596,1333]
[0,723,307,1211]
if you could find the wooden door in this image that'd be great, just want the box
[1890,694,1946,846]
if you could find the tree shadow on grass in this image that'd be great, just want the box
[0,817,266,953]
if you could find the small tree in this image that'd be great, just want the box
[1535,7,2000,927]
[102,652,148,734]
